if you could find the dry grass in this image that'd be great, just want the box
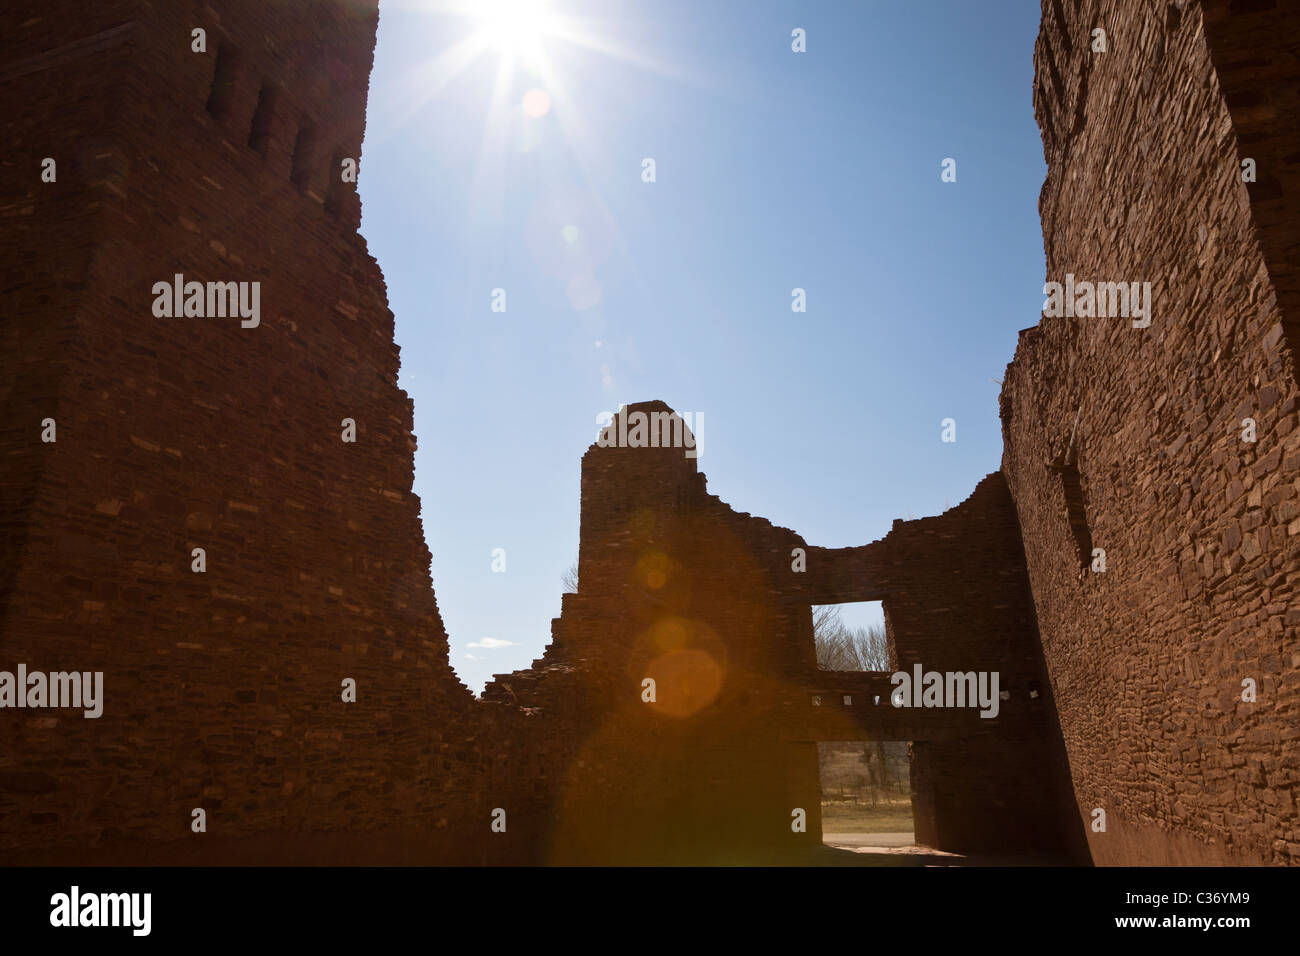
[820,800,915,833]
[819,742,913,833]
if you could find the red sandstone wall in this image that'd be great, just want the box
[1002,0,1300,865]
[10,0,1292,869]
[488,407,1080,862]
[0,10,134,645]
[485,406,827,863]
[1201,1,1300,368]
[809,475,1087,861]
[882,478,1084,860]
[0,1,513,863]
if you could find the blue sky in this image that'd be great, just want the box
[359,0,1048,692]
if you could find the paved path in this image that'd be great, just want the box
[822,831,916,848]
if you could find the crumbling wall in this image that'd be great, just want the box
[8,0,1292,868]
[0,0,507,864]
[484,403,825,863]
[809,475,1087,861]
[1201,0,1300,369]
[1001,0,1300,865]
[489,409,1081,862]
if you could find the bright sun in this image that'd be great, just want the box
[479,0,558,62]
[391,0,674,151]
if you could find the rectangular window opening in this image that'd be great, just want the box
[812,601,887,671]
[205,46,239,120]
[290,121,318,190]
[247,83,279,156]
[324,149,347,215]
[1059,457,1093,568]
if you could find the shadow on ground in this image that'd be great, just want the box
[812,845,1080,866]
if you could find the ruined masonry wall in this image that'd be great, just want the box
[1001,0,1300,865]
[6,0,1296,867]
[0,0,519,864]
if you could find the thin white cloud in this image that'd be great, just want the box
[468,637,515,649]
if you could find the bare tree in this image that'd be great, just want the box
[814,605,889,671]
[561,560,578,593]
[811,603,844,643]
[813,606,902,809]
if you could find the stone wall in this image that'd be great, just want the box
[4,0,1296,867]
[1001,0,1300,865]
[0,0,513,864]
[485,408,1082,862]
[811,475,1089,860]
[483,405,826,863]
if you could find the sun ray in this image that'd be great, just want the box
[368,30,493,145]
[464,44,518,246]
[374,0,740,330]
[542,14,715,88]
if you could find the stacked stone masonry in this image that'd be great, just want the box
[0,0,1296,865]
[1003,0,1300,866]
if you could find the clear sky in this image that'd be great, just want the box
[359,0,1048,693]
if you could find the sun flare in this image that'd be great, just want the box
[478,0,559,65]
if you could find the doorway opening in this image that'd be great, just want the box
[818,739,915,848]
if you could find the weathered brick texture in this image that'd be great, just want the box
[1002,0,1300,865]
[2,0,1296,865]
[483,410,1082,862]
[1,0,511,863]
